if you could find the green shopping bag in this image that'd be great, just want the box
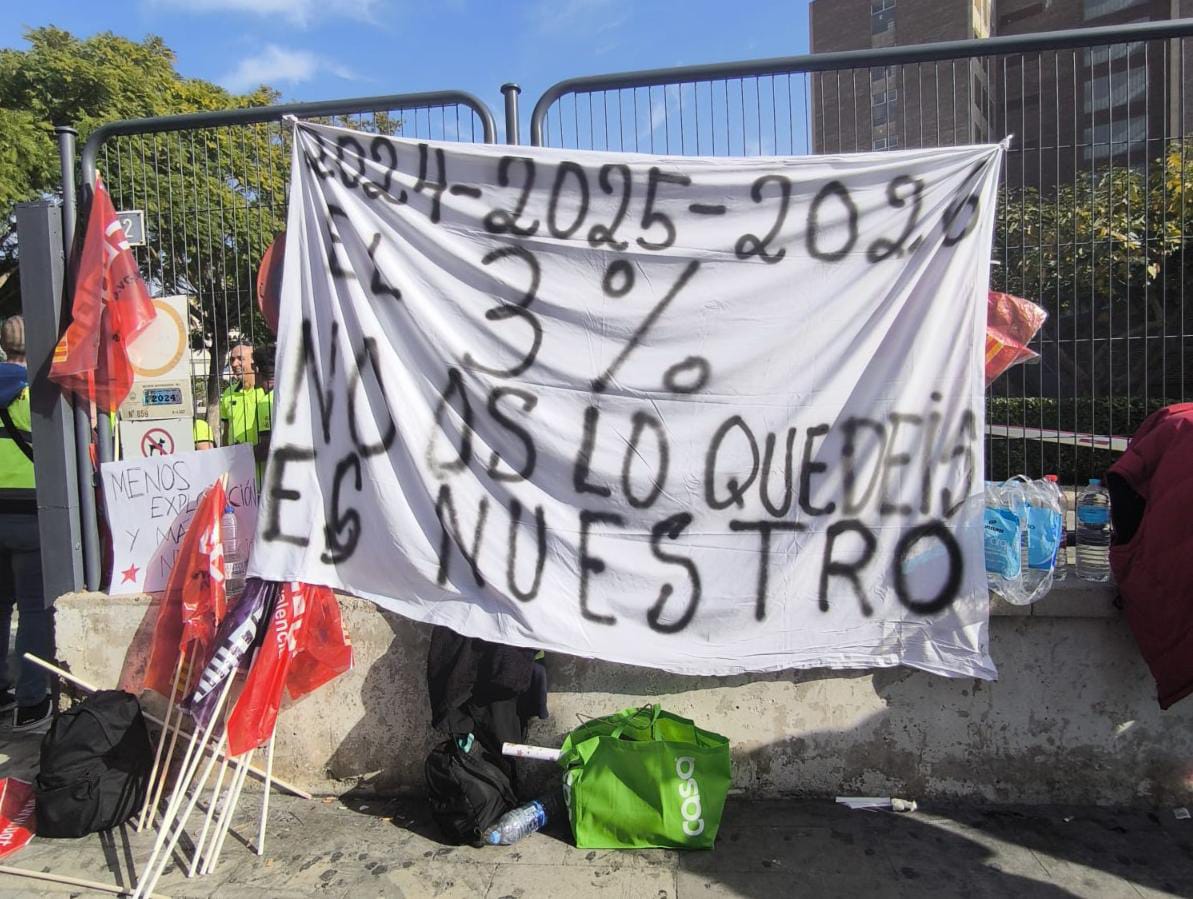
[557,704,731,850]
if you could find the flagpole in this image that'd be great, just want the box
[133,672,236,899]
[0,864,170,899]
[135,645,192,831]
[148,684,209,859]
[136,728,230,899]
[21,653,312,800]
[140,654,202,831]
[191,639,257,877]
[55,126,102,593]
[187,748,230,877]
[203,746,255,874]
[256,732,276,856]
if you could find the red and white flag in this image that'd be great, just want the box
[226,582,352,756]
[50,174,156,412]
[142,479,229,697]
[0,778,36,859]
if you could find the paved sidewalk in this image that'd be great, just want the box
[0,722,1189,899]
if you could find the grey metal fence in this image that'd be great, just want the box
[66,91,496,588]
[530,19,1193,487]
[46,22,1193,589]
[82,92,495,453]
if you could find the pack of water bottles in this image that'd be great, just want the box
[983,476,1068,604]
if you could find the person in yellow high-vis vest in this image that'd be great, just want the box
[252,345,275,484]
[0,316,51,730]
[194,416,214,450]
[220,342,268,449]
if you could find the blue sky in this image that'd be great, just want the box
[0,0,812,142]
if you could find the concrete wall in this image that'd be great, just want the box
[54,584,1193,806]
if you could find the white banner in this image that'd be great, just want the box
[104,444,258,595]
[249,121,1004,678]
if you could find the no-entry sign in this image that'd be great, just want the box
[120,418,195,460]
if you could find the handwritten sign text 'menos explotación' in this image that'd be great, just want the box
[247,122,1004,678]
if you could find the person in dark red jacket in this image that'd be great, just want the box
[1107,402,1193,709]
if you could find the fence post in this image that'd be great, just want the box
[15,201,85,598]
[54,126,102,591]
[501,83,521,145]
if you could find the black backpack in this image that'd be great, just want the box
[35,690,154,838]
[424,736,517,845]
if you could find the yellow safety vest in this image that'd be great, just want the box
[0,387,35,492]
[194,417,214,446]
[220,383,268,446]
[258,391,274,433]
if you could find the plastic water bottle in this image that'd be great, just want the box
[222,505,246,600]
[485,800,548,846]
[1017,480,1046,600]
[1075,478,1111,582]
[1044,475,1067,581]
[1020,478,1059,601]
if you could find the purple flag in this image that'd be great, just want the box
[186,578,278,728]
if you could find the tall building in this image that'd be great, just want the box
[809,0,1192,188]
[809,0,994,155]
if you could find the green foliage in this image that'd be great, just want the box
[992,139,1193,399]
[0,26,281,326]
[984,395,1176,483]
[994,141,1193,300]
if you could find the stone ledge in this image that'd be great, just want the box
[53,587,1191,805]
[990,578,1117,619]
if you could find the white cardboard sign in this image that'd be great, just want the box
[102,444,258,595]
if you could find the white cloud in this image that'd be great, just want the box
[220,44,359,93]
[148,0,382,28]
[530,0,629,36]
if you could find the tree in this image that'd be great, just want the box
[992,138,1193,402]
[0,28,281,316]
[1,28,407,424]
[0,27,291,430]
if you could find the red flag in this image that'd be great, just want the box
[986,290,1047,386]
[256,230,284,335]
[142,479,228,697]
[179,480,228,651]
[226,583,352,756]
[51,174,156,412]
[286,584,352,699]
[0,778,36,859]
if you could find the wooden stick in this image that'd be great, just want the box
[199,643,259,876]
[23,654,312,800]
[135,729,229,899]
[148,691,207,864]
[141,689,193,833]
[133,674,236,899]
[184,641,260,880]
[185,466,238,870]
[137,645,197,832]
[0,864,171,899]
[203,747,254,875]
[256,731,276,856]
[136,650,186,832]
[186,751,230,878]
